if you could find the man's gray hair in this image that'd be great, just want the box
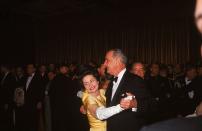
[111,49,127,64]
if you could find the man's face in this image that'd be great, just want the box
[39,65,46,73]
[187,68,197,80]
[103,51,118,76]
[131,63,145,78]
[98,64,106,77]
[195,0,202,34]
[59,66,69,75]
[150,64,160,76]
[26,64,35,75]
[48,72,56,80]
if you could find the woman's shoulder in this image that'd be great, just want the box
[99,89,106,95]
[82,91,97,105]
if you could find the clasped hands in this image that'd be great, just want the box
[120,92,137,110]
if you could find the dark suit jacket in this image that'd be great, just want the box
[23,73,44,110]
[21,73,44,131]
[140,116,202,131]
[105,70,151,131]
[49,74,77,131]
[0,72,17,106]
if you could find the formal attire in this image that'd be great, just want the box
[49,74,76,131]
[174,76,198,116]
[146,75,173,121]
[82,89,106,131]
[105,69,151,131]
[44,81,52,131]
[0,72,17,131]
[18,73,44,131]
[140,116,202,131]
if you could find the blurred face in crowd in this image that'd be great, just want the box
[131,63,145,79]
[159,69,168,78]
[49,64,55,71]
[69,64,77,72]
[186,68,197,80]
[48,72,56,80]
[174,64,182,74]
[98,64,106,77]
[59,66,69,75]
[16,67,24,76]
[82,74,99,94]
[104,51,122,76]
[39,65,47,74]
[150,64,160,76]
[26,64,36,75]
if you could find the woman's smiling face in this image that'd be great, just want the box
[82,74,99,94]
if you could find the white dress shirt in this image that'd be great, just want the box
[111,68,126,100]
[0,72,9,86]
[185,77,194,99]
[26,73,35,91]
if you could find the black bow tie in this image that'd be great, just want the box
[112,77,118,83]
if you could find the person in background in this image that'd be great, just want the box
[139,1,202,130]
[43,71,56,131]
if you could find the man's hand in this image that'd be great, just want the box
[80,105,87,114]
[120,92,137,110]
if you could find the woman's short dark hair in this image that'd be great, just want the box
[79,70,100,90]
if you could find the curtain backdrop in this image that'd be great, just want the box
[35,19,194,65]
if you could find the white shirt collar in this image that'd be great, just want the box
[29,73,35,78]
[114,68,126,84]
[185,77,191,85]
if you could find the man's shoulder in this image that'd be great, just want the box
[124,71,145,83]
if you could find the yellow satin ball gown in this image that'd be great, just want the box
[82,89,106,131]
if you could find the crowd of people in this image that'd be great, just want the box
[0,56,202,131]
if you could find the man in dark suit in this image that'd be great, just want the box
[0,65,17,131]
[18,64,44,131]
[49,64,77,131]
[103,49,151,131]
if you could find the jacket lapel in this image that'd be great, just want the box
[105,82,113,107]
[110,71,128,106]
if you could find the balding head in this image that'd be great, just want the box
[103,49,127,76]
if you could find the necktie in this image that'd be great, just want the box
[112,77,118,83]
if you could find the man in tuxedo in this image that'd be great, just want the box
[18,64,44,131]
[103,49,151,131]
[49,64,77,131]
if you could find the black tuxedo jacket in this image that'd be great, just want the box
[23,73,44,111]
[105,70,151,131]
[140,116,202,131]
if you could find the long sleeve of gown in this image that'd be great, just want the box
[96,104,123,120]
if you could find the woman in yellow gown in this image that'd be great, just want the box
[80,70,124,131]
